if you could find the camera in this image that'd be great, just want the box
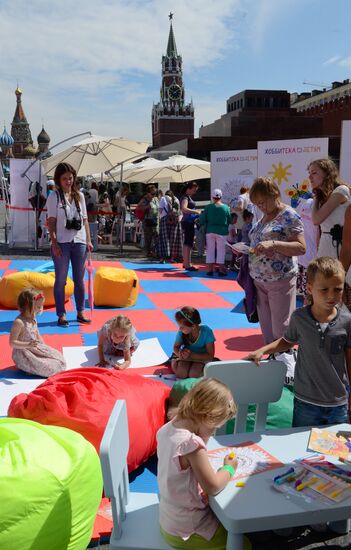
[329,224,343,245]
[65,218,82,231]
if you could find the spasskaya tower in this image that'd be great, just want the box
[151,13,194,148]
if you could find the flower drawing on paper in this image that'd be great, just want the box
[285,181,312,207]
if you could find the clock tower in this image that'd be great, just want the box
[152,14,194,148]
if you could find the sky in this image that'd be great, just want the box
[0,0,350,149]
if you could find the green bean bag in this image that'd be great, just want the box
[226,386,294,433]
[169,377,202,407]
[170,379,294,432]
[0,418,103,550]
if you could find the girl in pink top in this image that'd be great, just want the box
[157,378,249,549]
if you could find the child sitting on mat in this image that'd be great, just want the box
[171,306,215,378]
[157,378,251,550]
[97,315,139,369]
[10,288,66,377]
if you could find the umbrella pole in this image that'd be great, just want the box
[119,164,124,253]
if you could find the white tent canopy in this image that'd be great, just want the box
[123,155,211,184]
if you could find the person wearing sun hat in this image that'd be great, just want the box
[199,189,231,276]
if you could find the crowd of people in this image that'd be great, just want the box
[8,156,351,550]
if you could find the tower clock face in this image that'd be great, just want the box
[168,84,181,100]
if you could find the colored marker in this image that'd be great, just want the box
[294,469,309,488]
[236,481,246,487]
[296,476,318,492]
[296,453,325,463]
[329,486,350,499]
[274,468,295,485]
[316,481,329,491]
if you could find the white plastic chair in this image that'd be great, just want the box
[100,400,171,550]
[204,360,287,434]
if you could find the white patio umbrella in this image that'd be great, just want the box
[123,154,211,184]
[41,135,149,177]
[87,158,163,185]
[119,157,164,181]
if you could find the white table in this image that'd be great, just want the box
[208,424,351,550]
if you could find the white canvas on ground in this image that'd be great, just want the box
[340,120,351,183]
[62,337,169,370]
[0,377,43,416]
[257,138,329,206]
[210,150,257,207]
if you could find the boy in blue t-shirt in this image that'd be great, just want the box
[245,256,351,427]
[171,306,215,379]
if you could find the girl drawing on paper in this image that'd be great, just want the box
[97,315,139,369]
[157,378,251,549]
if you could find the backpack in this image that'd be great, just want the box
[166,201,179,225]
[134,203,145,221]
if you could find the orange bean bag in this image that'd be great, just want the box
[94,267,139,307]
[8,368,170,472]
[0,271,74,308]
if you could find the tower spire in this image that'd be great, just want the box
[151,14,194,148]
[166,13,177,57]
[11,86,33,157]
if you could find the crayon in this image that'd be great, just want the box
[229,452,236,459]
[236,481,246,487]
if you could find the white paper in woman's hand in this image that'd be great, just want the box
[226,242,251,255]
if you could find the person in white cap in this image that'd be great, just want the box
[199,189,231,276]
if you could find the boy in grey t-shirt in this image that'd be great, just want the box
[245,256,351,427]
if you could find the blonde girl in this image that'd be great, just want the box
[157,378,250,550]
[172,307,215,379]
[97,315,139,369]
[10,288,66,377]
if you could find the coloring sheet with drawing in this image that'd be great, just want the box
[208,441,283,480]
[308,428,351,460]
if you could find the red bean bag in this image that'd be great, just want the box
[8,368,170,472]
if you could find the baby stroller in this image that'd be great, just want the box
[98,214,115,244]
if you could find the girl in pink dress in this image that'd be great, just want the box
[10,288,66,377]
[157,378,251,549]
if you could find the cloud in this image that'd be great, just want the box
[338,56,351,69]
[246,0,301,55]
[323,55,341,65]
[0,0,242,144]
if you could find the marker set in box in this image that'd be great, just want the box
[273,460,351,504]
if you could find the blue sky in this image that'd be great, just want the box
[0,0,350,148]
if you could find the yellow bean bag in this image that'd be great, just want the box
[94,267,139,307]
[0,271,74,309]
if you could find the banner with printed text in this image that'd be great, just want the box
[210,150,257,207]
[257,138,328,208]
[340,120,351,184]
[9,159,47,246]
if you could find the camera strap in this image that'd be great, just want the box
[56,190,81,221]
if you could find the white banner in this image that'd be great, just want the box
[9,159,47,246]
[210,150,257,206]
[340,120,351,183]
[257,138,329,207]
